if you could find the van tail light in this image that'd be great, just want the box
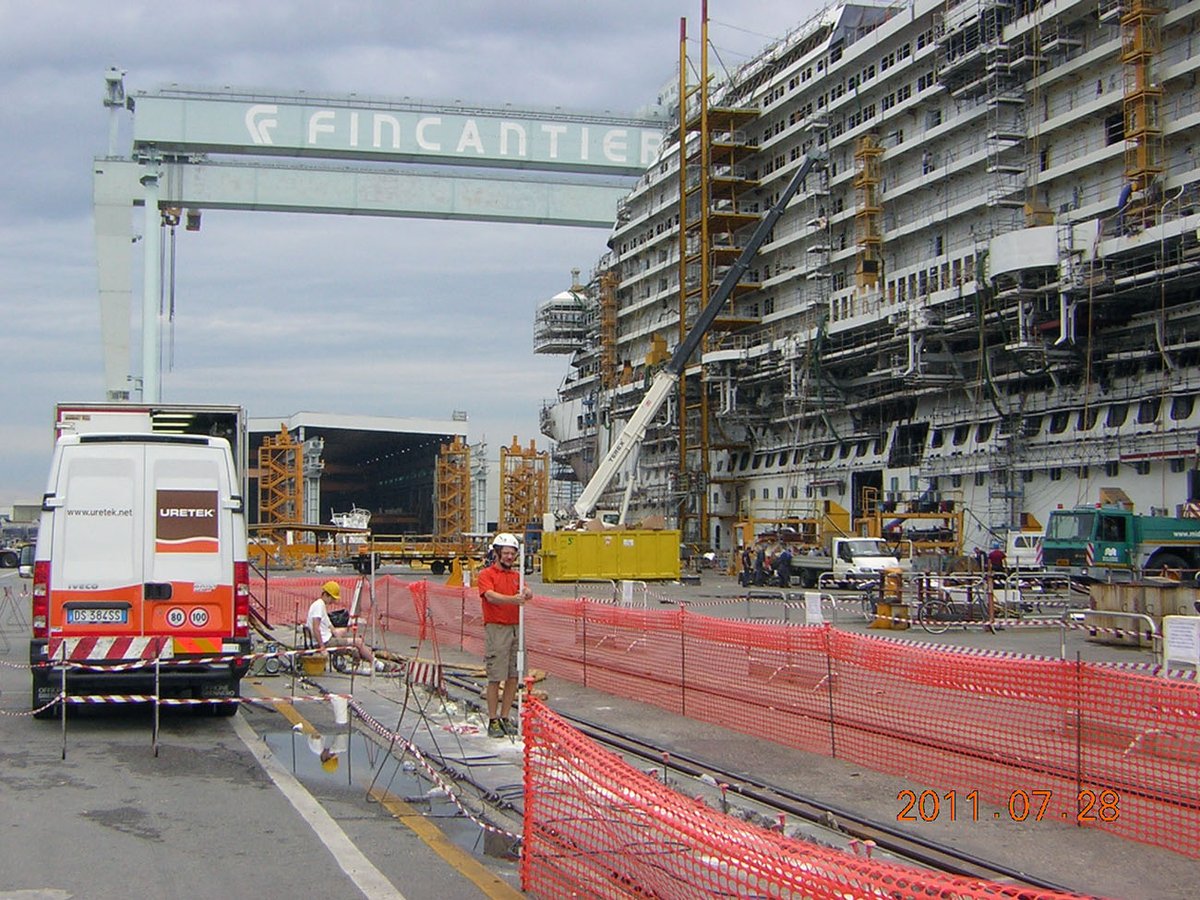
[233,561,250,638]
[32,561,50,638]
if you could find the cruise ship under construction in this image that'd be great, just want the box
[536,0,1200,559]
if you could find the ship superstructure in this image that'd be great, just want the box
[539,0,1200,554]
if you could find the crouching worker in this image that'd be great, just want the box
[478,533,532,738]
[308,581,376,671]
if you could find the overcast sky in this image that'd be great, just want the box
[0,0,821,513]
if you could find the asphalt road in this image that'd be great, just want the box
[0,570,512,900]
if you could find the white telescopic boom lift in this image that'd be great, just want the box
[568,152,826,523]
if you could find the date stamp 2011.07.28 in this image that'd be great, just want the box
[897,789,1120,824]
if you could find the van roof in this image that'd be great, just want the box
[62,433,222,447]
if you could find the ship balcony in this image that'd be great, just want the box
[686,243,748,267]
[708,137,760,160]
[938,47,987,81]
[708,181,759,204]
[710,313,761,333]
[987,91,1025,107]
[706,208,761,233]
[686,106,759,133]
[987,127,1025,142]
[986,162,1025,174]
[987,193,1025,209]
[1041,31,1082,53]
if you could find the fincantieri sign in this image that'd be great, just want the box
[133,92,665,176]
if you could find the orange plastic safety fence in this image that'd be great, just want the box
[521,698,1100,899]
[265,580,1192,859]
[249,575,405,628]
[401,582,1200,859]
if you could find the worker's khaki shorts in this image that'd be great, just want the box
[484,623,519,682]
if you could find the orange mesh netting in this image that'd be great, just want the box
[521,698,1102,899]
[256,578,1200,859]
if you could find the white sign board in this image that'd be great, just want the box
[1162,615,1200,673]
[804,591,824,626]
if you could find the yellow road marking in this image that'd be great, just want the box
[369,786,524,899]
[247,683,523,899]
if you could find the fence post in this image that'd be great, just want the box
[825,624,837,758]
[1075,651,1083,827]
[680,606,687,717]
[459,587,466,652]
[60,641,68,760]
[153,647,161,757]
[581,599,588,689]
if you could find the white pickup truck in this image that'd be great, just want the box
[1005,531,1044,571]
[790,537,905,587]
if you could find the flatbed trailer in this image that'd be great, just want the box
[350,535,489,574]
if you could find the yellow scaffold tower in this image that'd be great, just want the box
[854,134,884,289]
[435,435,472,540]
[257,425,303,541]
[499,436,549,536]
[677,10,760,546]
[1120,0,1165,231]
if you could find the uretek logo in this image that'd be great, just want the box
[156,490,219,553]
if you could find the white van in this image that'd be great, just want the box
[30,433,252,716]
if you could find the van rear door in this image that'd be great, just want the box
[51,441,144,635]
[143,444,236,651]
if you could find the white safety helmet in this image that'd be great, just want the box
[492,532,520,550]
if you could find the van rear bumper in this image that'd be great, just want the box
[30,638,252,700]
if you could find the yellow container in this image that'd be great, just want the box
[541,529,682,582]
[300,653,328,675]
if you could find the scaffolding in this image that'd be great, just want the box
[854,134,884,290]
[257,425,303,539]
[499,436,549,536]
[435,435,471,540]
[676,11,761,545]
[599,270,619,390]
[1120,0,1165,232]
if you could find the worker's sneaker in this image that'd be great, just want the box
[501,718,519,737]
[487,718,506,739]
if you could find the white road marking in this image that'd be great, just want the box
[232,715,404,899]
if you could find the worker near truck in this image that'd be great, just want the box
[477,532,533,738]
[308,581,377,671]
[774,546,793,587]
[754,545,767,586]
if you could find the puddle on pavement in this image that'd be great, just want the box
[263,729,519,862]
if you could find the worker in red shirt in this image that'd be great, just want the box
[477,532,533,738]
[987,543,1007,572]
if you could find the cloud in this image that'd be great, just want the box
[0,0,816,512]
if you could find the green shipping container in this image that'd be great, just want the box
[540,529,682,582]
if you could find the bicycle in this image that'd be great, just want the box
[915,578,1013,635]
